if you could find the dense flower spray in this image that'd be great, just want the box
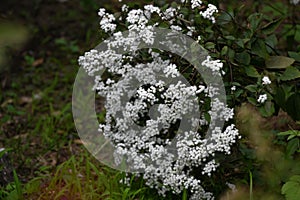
[78,1,240,199]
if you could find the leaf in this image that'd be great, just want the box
[261,18,283,35]
[221,46,228,56]
[205,42,215,50]
[280,67,300,81]
[245,85,257,93]
[265,34,278,53]
[225,35,235,40]
[286,93,300,121]
[247,97,257,105]
[252,39,269,59]
[247,13,263,31]
[217,11,233,25]
[288,51,300,62]
[282,175,300,200]
[266,56,295,69]
[227,47,235,62]
[274,86,287,110]
[258,101,275,117]
[245,66,260,77]
[235,39,244,48]
[235,51,251,65]
[286,138,299,156]
[278,130,296,136]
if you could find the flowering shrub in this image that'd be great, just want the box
[77,0,300,199]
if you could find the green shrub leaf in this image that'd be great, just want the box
[266,56,295,69]
[236,51,251,65]
[261,18,283,35]
[288,51,300,62]
[245,66,260,77]
[252,39,269,59]
[286,93,300,121]
[282,175,300,200]
[280,67,300,81]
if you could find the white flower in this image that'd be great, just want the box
[99,11,117,33]
[201,56,223,74]
[202,159,219,176]
[257,94,267,103]
[144,5,161,14]
[170,25,182,31]
[163,64,180,77]
[162,7,177,20]
[262,76,271,85]
[200,4,218,23]
[231,86,236,91]
[197,35,201,42]
[121,4,129,12]
[98,8,106,17]
[191,0,203,9]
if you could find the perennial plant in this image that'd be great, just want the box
[78,1,242,199]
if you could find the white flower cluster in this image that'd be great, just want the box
[257,94,267,103]
[262,76,271,85]
[201,56,224,75]
[98,8,116,33]
[191,0,203,9]
[97,0,219,36]
[199,4,218,23]
[79,1,239,199]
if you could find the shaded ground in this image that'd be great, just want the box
[0,0,116,185]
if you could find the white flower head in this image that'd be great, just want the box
[257,94,267,103]
[200,4,218,23]
[191,0,203,9]
[262,76,271,85]
[98,8,106,17]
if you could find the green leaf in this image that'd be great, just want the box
[216,12,233,25]
[221,46,228,56]
[288,134,297,141]
[280,67,300,81]
[205,42,215,50]
[282,175,300,200]
[247,97,257,105]
[261,18,283,35]
[278,130,296,136]
[252,39,269,59]
[274,86,287,110]
[245,66,260,78]
[288,51,300,62]
[235,51,251,65]
[227,47,235,62]
[265,34,278,53]
[286,93,300,121]
[266,56,295,69]
[245,85,257,93]
[235,39,244,48]
[225,35,235,40]
[247,13,263,31]
[286,138,299,156]
[258,101,275,117]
